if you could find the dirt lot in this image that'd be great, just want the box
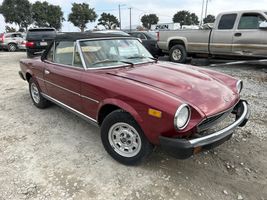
[0,52,266,200]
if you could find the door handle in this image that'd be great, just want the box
[44,69,50,75]
[234,33,242,37]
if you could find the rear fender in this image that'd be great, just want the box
[167,37,188,50]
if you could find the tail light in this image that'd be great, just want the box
[0,34,4,43]
[26,41,34,48]
[157,32,160,42]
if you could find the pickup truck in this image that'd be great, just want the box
[157,10,267,63]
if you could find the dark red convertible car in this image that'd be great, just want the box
[19,32,250,165]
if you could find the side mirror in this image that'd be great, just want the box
[259,21,267,29]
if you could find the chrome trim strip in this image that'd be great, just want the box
[36,77,99,104]
[76,40,87,70]
[189,101,249,146]
[80,95,100,103]
[41,93,98,125]
[44,60,85,71]
[85,64,132,70]
[77,37,154,70]
[236,80,243,94]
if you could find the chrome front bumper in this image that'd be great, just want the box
[160,100,250,159]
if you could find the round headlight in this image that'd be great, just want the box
[174,104,191,130]
[236,80,243,94]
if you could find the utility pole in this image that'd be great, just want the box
[129,7,132,32]
[119,5,121,30]
[204,0,209,19]
[200,0,205,25]
[118,4,126,30]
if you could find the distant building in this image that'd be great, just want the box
[181,25,199,30]
[151,23,181,31]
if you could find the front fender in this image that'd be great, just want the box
[97,98,144,124]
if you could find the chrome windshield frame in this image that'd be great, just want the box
[76,37,153,70]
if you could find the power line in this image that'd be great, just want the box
[95,7,127,13]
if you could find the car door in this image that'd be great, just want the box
[210,13,237,55]
[131,32,155,55]
[136,33,150,48]
[43,41,84,112]
[232,12,267,57]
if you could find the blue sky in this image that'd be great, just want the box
[1,0,267,32]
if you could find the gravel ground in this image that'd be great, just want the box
[0,52,266,200]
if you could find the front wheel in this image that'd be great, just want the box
[169,44,187,63]
[101,110,154,165]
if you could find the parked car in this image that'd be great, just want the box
[19,32,250,165]
[26,28,56,58]
[129,31,162,57]
[91,30,130,36]
[158,10,267,63]
[0,32,26,52]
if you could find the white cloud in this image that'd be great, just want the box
[1,0,267,32]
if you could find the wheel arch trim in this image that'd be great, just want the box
[167,37,188,50]
[97,98,144,125]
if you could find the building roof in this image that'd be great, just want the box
[55,32,130,41]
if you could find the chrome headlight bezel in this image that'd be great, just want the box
[174,104,191,131]
[236,80,243,94]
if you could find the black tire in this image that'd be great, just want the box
[29,78,50,109]
[101,110,154,165]
[27,51,34,58]
[169,44,187,63]
[191,58,210,66]
[8,43,17,52]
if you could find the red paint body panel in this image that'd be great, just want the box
[19,58,240,145]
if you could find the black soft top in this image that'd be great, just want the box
[55,32,130,41]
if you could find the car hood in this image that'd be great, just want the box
[107,62,239,116]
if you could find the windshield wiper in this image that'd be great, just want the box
[92,59,120,65]
[92,59,134,67]
[125,56,147,59]
[125,56,158,63]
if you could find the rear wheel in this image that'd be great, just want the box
[29,78,50,109]
[169,44,187,63]
[8,43,17,52]
[101,110,154,165]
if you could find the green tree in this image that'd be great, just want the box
[203,14,215,24]
[5,25,16,32]
[98,12,119,29]
[0,0,32,30]
[173,10,199,26]
[68,3,97,32]
[141,14,159,30]
[32,1,64,30]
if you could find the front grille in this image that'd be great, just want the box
[197,109,233,132]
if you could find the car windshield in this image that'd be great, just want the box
[79,39,153,69]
